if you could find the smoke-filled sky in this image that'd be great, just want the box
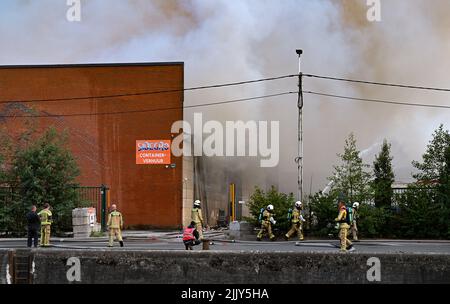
[1,0,450,198]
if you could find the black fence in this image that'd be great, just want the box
[0,185,109,231]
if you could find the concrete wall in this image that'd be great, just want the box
[1,249,447,284]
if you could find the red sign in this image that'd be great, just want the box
[136,140,171,165]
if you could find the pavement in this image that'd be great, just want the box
[1,230,450,253]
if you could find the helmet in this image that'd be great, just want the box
[267,204,274,211]
[295,201,302,208]
[353,202,360,209]
[194,200,201,207]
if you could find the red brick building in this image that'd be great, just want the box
[0,62,185,228]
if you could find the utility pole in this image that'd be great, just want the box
[295,49,303,202]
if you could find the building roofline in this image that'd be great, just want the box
[0,62,184,69]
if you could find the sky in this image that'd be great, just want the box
[1,0,449,198]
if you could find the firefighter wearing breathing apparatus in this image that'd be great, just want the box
[335,201,353,252]
[285,201,306,241]
[257,204,276,241]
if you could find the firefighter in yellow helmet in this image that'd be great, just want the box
[285,201,306,241]
[335,201,353,252]
[38,203,52,247]
[191,200,204,240]
[107,204,124,247]
[257,204,276,241]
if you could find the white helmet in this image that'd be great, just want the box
[353,202,360,209]
[295,201,302,208]
[194,200,201,207]
[267,204,274,211]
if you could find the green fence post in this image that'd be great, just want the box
[101,185,108,232]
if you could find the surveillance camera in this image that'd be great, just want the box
[296,49,303,55]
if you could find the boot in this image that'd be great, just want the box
[119,241,124,247]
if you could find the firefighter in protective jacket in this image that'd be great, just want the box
[257,204,276,241]
[107,204,124,247]
[285,201,306,241]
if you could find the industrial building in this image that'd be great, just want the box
[0,62,194,229]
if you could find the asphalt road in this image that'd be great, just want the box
[1,238,450,254]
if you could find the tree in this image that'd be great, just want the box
[412,124,450,182]
[436,145,450,237]
[11,127,81,233]
[372,140,395,207]
[328,133,372,204]
[245,185,295,232]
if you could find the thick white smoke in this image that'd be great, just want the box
[1,0,449,200]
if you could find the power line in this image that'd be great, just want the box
[303,73,450,92]
[0,74,297,104]
[304,90,450,109]
[0,91,296,118]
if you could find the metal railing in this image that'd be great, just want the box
[0,185,109,231]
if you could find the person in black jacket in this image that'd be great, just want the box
[26,205,40,248]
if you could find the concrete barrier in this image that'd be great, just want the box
[28,250,450,284]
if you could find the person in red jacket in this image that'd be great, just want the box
[183,221,201,250]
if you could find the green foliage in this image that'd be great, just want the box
[329,133,372,204]
[9,127,81,234]
[356,204,391,238]
[412,124,450,182]
[245,186,295,232]
[308,193,338,237]
[395,187,443,238]
[0,189,24,236]
[373,140,395,207]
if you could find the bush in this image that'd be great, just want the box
[356,204,391,238]
[395,187,444,239]
[11,128,82,234]
[308,193,338,237]
[244,186,295,233]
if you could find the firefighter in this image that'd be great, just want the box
[107,204,124,247]
[285,201,306,241]
[38,203,52,247]
[335,201,353,252]
[191,200,204,240]
[183,221,201,250]
[257,204,276,241]
[351,202,360,241]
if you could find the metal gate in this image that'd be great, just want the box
[0,185,110,232]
